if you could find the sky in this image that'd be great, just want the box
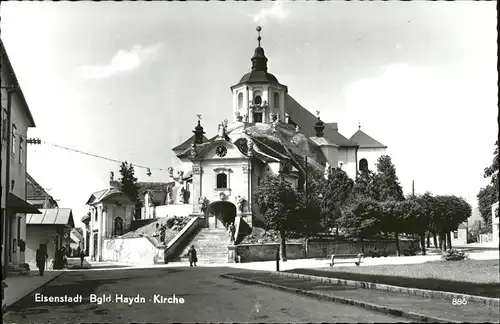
[1,1,497,228]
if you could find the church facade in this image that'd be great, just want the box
[171,27,387,231]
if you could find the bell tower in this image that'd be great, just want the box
[230,26,288,124]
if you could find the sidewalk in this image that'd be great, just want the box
[3,271,62,310]
[222,271,500,323]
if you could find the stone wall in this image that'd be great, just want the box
[102,237,165,265]
[236,243,305,262]
[236,239,419,262]
[164,216,202,261]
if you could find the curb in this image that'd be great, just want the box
[274,271,500,307]
[221,273,457,323]
[3,272,64,315]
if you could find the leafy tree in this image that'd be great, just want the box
[418,192,439,248]
[432,195,471,251]
[379,200,404,256]
[254,175,302,261]
[119,161,143,220]
[373,155,404,202]
[477,185,497,229]
[477,141,499,228]
[320,167,354,235]
[400,197,428,255]
[352,169,378,200]
[339,197,383,254]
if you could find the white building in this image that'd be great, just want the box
[171,27,387,230]
[1,39,40,271]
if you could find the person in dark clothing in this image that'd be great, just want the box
[36,247,48,276]
[188,245,197,267]
[80,250,85,268]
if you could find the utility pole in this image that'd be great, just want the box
[2,85,17,282]
[412,180,415,197]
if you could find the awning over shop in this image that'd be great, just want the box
[8,193,41,214]
[26,208,74,228]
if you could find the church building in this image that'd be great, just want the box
[171,27,387,232]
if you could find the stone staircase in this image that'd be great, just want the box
[177,228,230,264]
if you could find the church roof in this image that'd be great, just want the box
[237,70,280,85]
[172,134,209,151]
[349,129,387,148]
[284,95,359,147]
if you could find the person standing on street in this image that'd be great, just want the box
[79,250,85,268]
[188,245,198,267]
[36,246,48,276]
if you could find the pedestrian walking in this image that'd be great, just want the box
[188,245,198,267]
[80,250,85,268]
[36,246,48,276]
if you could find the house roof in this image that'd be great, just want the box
[349,129,387,148]
[0,38,36,127]
[172,134,209,151]
[26,173,58,207]
[26,208,74,227]
[8,193,41,214]
[284,95,358,147]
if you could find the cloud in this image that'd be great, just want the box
[251,2,287,25]
[81,42,162,79]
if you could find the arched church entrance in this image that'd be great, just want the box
[207,201,237,229]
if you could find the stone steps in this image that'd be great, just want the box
[176,228,230,263]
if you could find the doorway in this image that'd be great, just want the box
[207,201,237,229]
[93,233,98,261]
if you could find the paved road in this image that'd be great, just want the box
[4,267,407,323]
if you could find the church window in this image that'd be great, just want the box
[359,158,368,172]
[114,217,124,236]
[238,92,243,110]
[453,231,458,239]
[273,93,279,108]
[254,95,262,105]
[216,173,228,189]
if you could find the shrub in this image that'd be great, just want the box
[166,218,175,229]
[369,249,381,258]
[441,248,469,261]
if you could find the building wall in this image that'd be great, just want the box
[102,237,165,265]
[357,147,387,172]
[320,146,339,169]
[338,147,357,179]
[25,225,59,270]
[1,60,31,266]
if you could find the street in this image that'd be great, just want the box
[4,266,407,323]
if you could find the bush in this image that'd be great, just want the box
[403,246,418,256]
[441,248,469,261]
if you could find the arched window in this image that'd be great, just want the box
[273,93,280,108]
[254,95,262,105]
[359,158,368,172]
[238,92,243,110]
[216,173,228,189]
[114,217,124,236]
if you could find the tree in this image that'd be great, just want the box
[119,161,143,220]
[320,167,354,235]
[254,175,302,261]
[432,195,471,251]
[373,155,404,202]
[352,169,378,200]
[379,200,404,256]
[477,141,499,228]
[477,185,497,229]
[418,192,439,248]
[339,197,383,254]
[401,197,428,255]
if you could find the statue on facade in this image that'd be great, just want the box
[223,119,228,128]
[167,166,174,177]
[324,162,331,179]
[244,114,249,122]
[262,100,268,108]
[228,222,236,244]
[178,187,185,204]
[177,170,184,179]
[235,111,243,122]
[109,171,114,181]
[236,196,245,212]
[295,124,300,133]
[217,123,225,138]
[167,186,174,204]
[248,141,254,156]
